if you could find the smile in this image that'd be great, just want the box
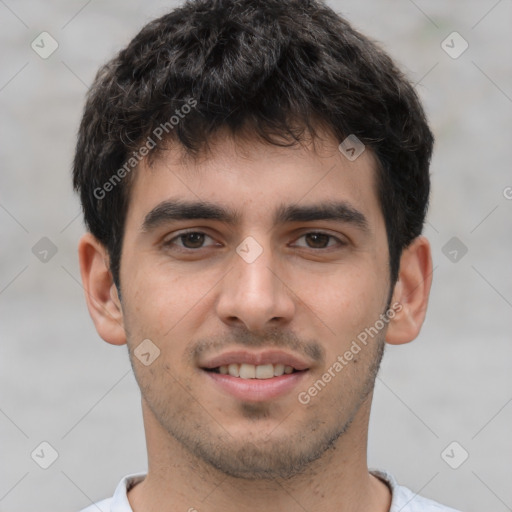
[206,363,299,379]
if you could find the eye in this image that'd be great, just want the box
[164,231,218,250]
[292,232,344,249]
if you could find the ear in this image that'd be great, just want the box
[78,232,127,346]
[385,236,433,345]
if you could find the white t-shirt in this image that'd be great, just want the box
[79,470,462,512]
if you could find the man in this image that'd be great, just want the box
[73,0,461,510]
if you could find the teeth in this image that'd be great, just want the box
[273,364,284,376]
[216,363,298,379]
[228,363,240,377]
[239,363,256,379]
[255,364,274,379]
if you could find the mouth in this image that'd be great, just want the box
[199,350,311,401]
[204,363,302,379]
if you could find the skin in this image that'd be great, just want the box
[79,129,432,512]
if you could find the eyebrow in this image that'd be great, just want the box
[141,199,369,233]
[273,201,369,231]
[141,199,241,232]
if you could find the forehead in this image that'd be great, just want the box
[125,132,384,232]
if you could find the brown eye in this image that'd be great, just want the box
[164,231,217,250]
[304,233,331,248]
[292,232,342,249]
[179,232,206,249]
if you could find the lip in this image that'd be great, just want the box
[203,369,309,402]
[199,349,311,371]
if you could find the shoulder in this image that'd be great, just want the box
[78,497,112,512]
[76,472,146,512]
[372,470,464,512]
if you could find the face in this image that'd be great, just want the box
[118,131,392,479]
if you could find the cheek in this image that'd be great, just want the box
[123,261,218,348]
[296,263,386,340]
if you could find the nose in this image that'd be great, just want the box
[215,241,296,333]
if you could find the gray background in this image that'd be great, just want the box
[0,0,511,510]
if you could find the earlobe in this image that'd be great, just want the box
[78,232,127,346]
[385,236,433,346]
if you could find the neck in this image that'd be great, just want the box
[128,398,391,512]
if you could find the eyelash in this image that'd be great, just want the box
[162,230,346,251]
